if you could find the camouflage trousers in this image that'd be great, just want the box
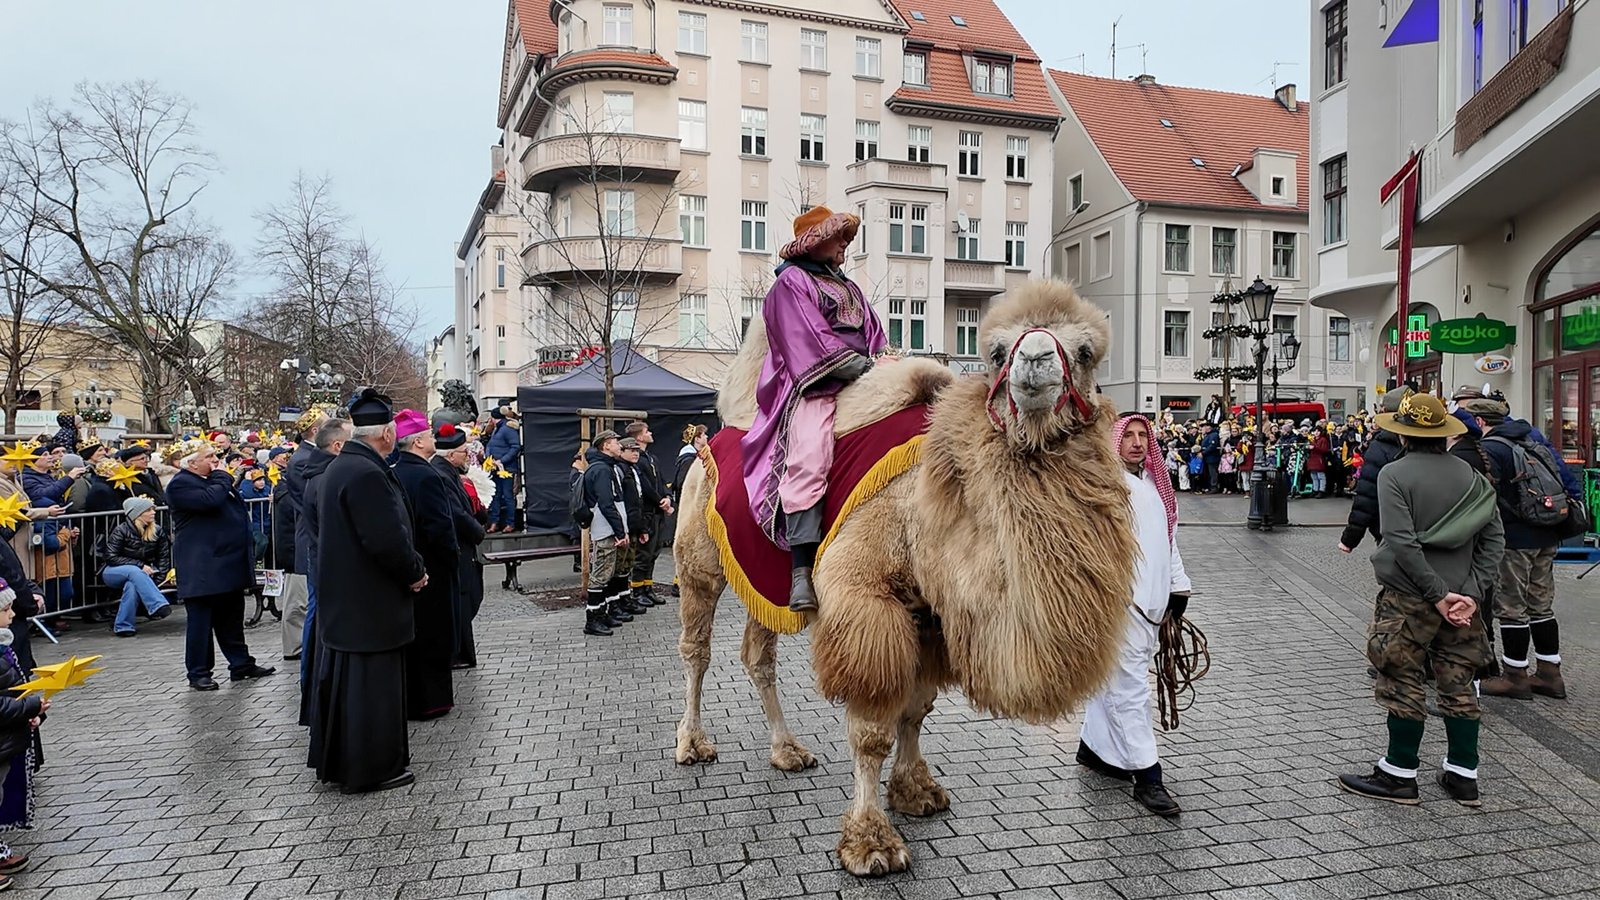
[1367,587,1490,722]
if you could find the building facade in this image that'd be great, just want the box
[454,152,535,411]
[468,0,1059,389]
[1047,71,1363,420]
[1309,0,1600,468]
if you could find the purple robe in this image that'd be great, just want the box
[741,263,887,547]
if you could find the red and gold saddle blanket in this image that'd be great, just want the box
[703,404,931,634]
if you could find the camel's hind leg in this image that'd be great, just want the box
[837,708,911,877]
[886,680,949,816]
[741,618,817,772]
[674,466,723,765]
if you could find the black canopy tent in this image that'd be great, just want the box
[518,342,718,534]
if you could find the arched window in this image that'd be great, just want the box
[1531,221,1600,467]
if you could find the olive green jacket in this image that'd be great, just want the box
[1371,452,1505,603]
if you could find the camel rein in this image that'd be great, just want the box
[1135,607,1211,731]
[986,328,1094,432]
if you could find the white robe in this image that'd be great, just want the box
[1079,469,1192,771]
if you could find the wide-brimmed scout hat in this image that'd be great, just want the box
[778,206,860,261]
[1375,392,1465,438]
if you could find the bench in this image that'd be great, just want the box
[480,545,581,593]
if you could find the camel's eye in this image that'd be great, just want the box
[989,346,1007,367]
[1077,344,1094,365]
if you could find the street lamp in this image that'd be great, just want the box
[175,390,207,430]
[1240,277,1279,531]
[305,363,346,406]
[72,380,117,424]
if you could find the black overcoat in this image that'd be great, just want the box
[166,469,255,599]
[315,440,426,653]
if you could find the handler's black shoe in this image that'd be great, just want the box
[1436,771,1481,807]
[189,676,219,692]
[1133,782,1181,817]
[341,770,415,795]
[232,665,277,681]
[1075,742,1133,782]
[789,567,819,613]
[1337,768,1420,805]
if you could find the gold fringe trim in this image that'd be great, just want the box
[702,434,925,636]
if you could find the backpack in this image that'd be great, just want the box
[1485,435,1570,527]
[569,472,593,529]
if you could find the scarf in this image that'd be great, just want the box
[1113,413,1178,539]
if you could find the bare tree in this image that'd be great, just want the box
[0,82,238,425]
[0,130,73,424]
[514,97,691,407]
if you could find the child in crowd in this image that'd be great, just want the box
[0,577,47,890]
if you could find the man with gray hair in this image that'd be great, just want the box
[277,407,333,661]
[305,389,428,793]
[293,415,350,692]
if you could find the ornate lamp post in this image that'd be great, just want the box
[1240,277,1279,530]
[305,363,346,407]
[72,380,117,424]
[175,390,208,431]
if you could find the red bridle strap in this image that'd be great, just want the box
[985,327,1094,432]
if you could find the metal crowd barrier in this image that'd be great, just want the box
[25,497,281,643]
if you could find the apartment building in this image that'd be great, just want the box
[453,155,533,411]
[1046,71,1363,420]
[425,324,459,411]
[1309,0,1600,467]
[473,0,1058,388]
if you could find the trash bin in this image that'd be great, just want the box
[1246,469,1289,531]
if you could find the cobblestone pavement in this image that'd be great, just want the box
[10,497,1600,900]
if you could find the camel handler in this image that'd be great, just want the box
[1076,412,1191,817]
[1337,392,1504,808]
[741,206,887,613]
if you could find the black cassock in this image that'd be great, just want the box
[305,440,427,790]
[393,453,461,720]
[430,455,487,668]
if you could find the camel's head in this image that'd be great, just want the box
[979,280,1111,446]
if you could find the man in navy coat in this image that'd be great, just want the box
[164,439,276,691]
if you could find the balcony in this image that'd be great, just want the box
[943,259,1006,298]
[845,159,949,195]
[520,133,682,193]
[521,235,683,288]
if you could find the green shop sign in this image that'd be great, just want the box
[1562,297,1600,352]
[1430,314,1516,354]
[1384,313,1433,358]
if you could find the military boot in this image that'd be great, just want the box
[1479,666,1533,700]
[1531,662,1567,699]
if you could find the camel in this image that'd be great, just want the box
[672,280,1139,876]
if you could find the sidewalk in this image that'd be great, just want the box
[9,525,1600,899]
[1178,492,1353,527]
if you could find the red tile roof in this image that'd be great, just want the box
[515,0,557,56]
[885,0,1058,125]
[546,48,674,74]
[1049,71,1310,214]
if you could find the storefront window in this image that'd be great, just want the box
[1533,306,1556,360]
[1560,293,1600,353]
[1533,223,1600,466]
[1558,370,1580,457]
[1538,226,1600,300]
[1533,365,1554,443]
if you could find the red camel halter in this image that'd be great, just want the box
[985,327,1095,432]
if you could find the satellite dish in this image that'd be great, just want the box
[954,211,971,233]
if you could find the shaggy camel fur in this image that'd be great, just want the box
[674,281,1138,877]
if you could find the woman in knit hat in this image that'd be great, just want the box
[98,496,174,637]
[741,206,886,613]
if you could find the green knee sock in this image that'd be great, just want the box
[1384,714,1425,772]
[1442,716,1480,773]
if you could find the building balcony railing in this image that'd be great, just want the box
[520,235,683,288]
[845,158,949,194]
[943,259,1006,298]
[520,133,682,193]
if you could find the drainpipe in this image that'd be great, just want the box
[1132,201,1147,412]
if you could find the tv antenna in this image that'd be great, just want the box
[1057,53,1088,73]
[1257,61,1299,88]
[1110,16,1122,78]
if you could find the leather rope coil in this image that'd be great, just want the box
[1137,610,1211,731]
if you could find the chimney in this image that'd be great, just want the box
[1275,83,1298,111]
[1133,73,1156,85]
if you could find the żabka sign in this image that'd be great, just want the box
[1430,314,1516,354]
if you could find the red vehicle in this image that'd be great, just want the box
[1230,401,1327,422]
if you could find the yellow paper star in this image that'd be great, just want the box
[0,493,27,530]
[266,466,282,486]
[10,655,104,698]
[107,462,142,491]
[1,443,40,466]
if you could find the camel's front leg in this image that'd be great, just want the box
[741,618,817,771]
[674,558,723,765]
[886,681,949,816]
[837,710,911,877]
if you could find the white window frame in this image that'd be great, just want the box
[557,195,571,236]
[906,125,931,163]
[560,12,576,55]
[800,29,827,70]
[799,114,825,162]
[679,194,707,247]
[887,298,905,348]
[956,218,981,260]
[1090,229,1112,281]
[678,99,707,150]
[855,37,881,77]
[740,20,768,63]
[1062,242,1082,284]
[957,131,981,177]
[604,189,637,236]
[1210,227,1238,276]
[1069,173,1084,209]
[1329,315,1351,362]
[1270,175,1286,197]
[1272,231,1298,279]
[903,51,927,86]
[612,290,639,339]
[678,11,707,54]
[909,205,927,255]
[854,120,879,161]
[955,307,980,357]
[908,299,927,351]
[1209,310,1235,360]
[1004,136,1028,181]
[678,292,709,347]
[740,200,768,252]
[602,4,634,46]
[1163,310,1190,358]
[1004,222,1027,268]
[973,58,1011,96]
[740,107,768,157]
[495,247,506,289]
[888,203,907,253]
[1322,155,1348,245]
[1163,224,1192,273]
[740,296,764,339]
[602,91,634,132]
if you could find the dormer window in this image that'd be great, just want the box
[903,50,927,86]
[973,59,1010,96]
[602,4,633,45]
[1271,175,1286,197]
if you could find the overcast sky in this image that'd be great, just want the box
[1,1,1307,339]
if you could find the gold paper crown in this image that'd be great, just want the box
[161,438,214,468]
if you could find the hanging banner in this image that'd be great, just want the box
[1430,314,1516,354]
